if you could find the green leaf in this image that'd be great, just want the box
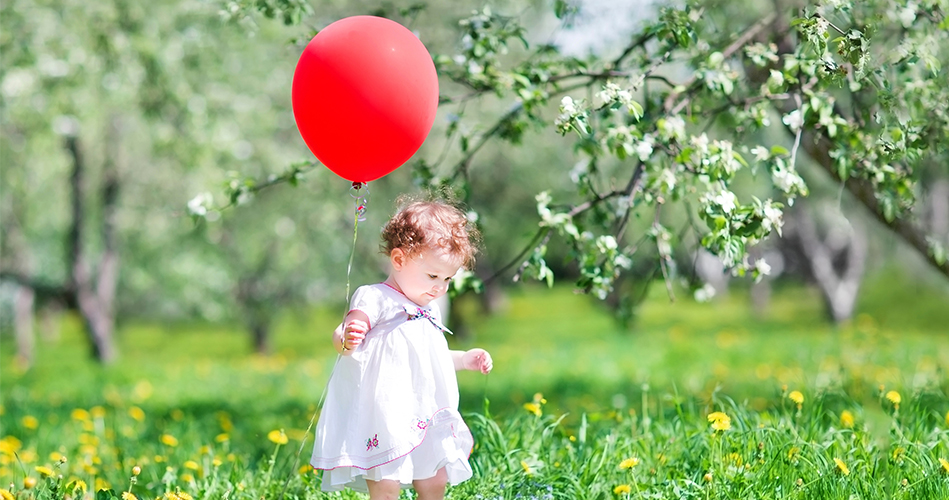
[96,490,119,500]
[628,100,644,120]
[770,145,790,156]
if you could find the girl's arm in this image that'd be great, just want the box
[451,349,493,374]
[334,310,370,356]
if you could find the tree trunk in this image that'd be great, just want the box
[927,178,949,245]
[252,320,270,354]
[14,285,35,368]
[65,119,122,363]
[789,206,867,324]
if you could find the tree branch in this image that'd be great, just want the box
[750,7,949,280]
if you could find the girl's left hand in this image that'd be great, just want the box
[463,348,493,374]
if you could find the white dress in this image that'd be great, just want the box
[310,283,474,492]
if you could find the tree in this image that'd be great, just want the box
[208,0,948,316]
[0,0,319,362]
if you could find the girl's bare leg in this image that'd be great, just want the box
[413,468,448,500]
[366,478,401,500]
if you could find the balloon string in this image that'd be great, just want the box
[289,182,371,493]
[345,182,369,302]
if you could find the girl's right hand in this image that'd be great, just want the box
[342,319,368,350]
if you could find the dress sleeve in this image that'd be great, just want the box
[348,285,386,329]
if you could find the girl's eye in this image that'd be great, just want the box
[444,277,452,282]
[428,274,438,279]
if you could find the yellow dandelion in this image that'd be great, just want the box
[945,410,949,427]
[184,460,200,471]
[523,402,542,417]
[181,473,194,482]
[0,489,13,500]
[212,458,222,467]
[95,478,111,491]
[49,451,66,463]
[613,484,632,494]
[132,465,141,476]
[160,434,178,447]
[70,479,88,493]
[833,457,850,476]
[569,435,576,442]
[840,410,854,429]
[939,458,949,474]
[533,392,547,405]
[128,406,146,422]
[703,472,713,482]
[787,447,800,461]
[707,411,731,432]
[619,457,640,470]
[122,492,138,500]
[21,416,39,430]
[215,433,229,443]
[298,464,313,474]
[267,430,288,445]
[71,408,90,421]
[520,460,532,475]
[90,406,106,419]
[35,465,54,477]
[788,391,804,406]
[892,447,905,461]
[23,477,37,489]
[885,391,901,408]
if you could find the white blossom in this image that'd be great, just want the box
[755,258,771,276]
[658,116,686,141]
[750,146,770,162]
[898,3,917,27]
[694,283,716,303]
[713,190,738,213]
[188,192,214,216]
[782,109,804,131]
[762,201,784,235]
[634,135,654,161]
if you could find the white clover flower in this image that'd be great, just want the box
[782,109,804,131]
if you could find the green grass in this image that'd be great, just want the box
[1,278,948,499]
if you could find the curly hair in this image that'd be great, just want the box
[381,199,480,268]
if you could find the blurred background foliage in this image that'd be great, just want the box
[1,0,947,404]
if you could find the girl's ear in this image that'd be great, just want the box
[390,248,406,270]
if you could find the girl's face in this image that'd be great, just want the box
[386,246,463,306]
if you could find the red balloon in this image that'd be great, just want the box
[292,16,439,183]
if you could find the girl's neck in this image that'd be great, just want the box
[383,277,403,295]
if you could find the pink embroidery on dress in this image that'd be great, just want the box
[415,418,431,430]
[366,434,379,451]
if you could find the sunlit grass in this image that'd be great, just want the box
[2,277,948,498]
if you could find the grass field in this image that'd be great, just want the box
[1,274,948,499]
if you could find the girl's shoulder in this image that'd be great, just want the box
[350,283,411,322]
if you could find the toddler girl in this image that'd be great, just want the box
[311,199,493,499]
